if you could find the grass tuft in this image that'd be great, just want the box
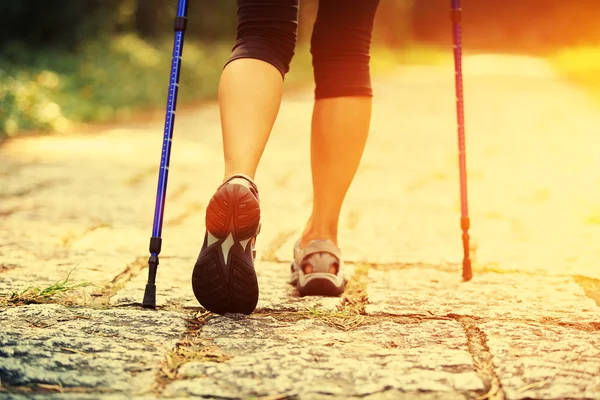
[154,312,230,389]
[0,269,94,306]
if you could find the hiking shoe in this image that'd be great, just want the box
[290,239,346,296]
[192,174,261,314]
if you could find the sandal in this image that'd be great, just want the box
[192,174,261,314]
[290,239,346,296]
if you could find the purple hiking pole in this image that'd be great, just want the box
[142,0,189,308]
[451,0,473,281]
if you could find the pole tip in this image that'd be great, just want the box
[462,258,473,282]
[142,284,157,308]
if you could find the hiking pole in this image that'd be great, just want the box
[142,0,189,308]
[451,0,472,281]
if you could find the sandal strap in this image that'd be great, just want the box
[298,239,341,262]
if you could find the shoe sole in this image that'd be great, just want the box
[290,265,346,297]
[192,183,260,315]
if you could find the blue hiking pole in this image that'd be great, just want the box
[451,0,473,281]
[142,0,189,308]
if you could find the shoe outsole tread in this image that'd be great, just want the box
[192,183,260,315]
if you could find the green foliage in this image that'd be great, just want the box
[1,268,94,306]
[0,0,240,138]
[0,67,66,135]
[0,36,234,136]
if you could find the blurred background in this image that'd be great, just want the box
[1,0,599,138]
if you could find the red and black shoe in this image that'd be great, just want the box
[192,174,261,314]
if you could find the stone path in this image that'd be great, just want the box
[1,54,600,399]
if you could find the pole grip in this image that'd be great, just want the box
[174,17,187,31]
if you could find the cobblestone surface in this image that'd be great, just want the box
[0,305,186,394]
[482,321,600,399]
[366,267,600,324]
[162,316,484,399]
[1,55,600,399]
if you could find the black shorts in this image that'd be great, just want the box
[226,0,381,99]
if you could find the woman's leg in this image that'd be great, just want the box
[192,0,299,315]
[219,60,283,180]
[301,0,380,249]
[220,0,299,180]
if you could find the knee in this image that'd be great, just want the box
[226,0,299,78]
[311,0,380,99]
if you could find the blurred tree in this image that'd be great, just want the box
[134,0,174,39]
[0,0,120,51]
[134,0,237,41]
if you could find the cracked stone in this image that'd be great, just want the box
[110,258,197,309]
[162,315,484,399]
[481,321,600,399]
[0,304,187,395]
[365,267,600,324]
[0,219,148,300]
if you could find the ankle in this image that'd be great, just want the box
[223,172,255,184]
[223,168,256,182]
[301,219,338,248]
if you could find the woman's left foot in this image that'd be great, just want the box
[290,239,346,296]
[192,174,261,315]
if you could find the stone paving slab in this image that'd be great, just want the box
[162,315,484,399]
[481,321,600,399]
[109,257,198,309]
[366,267,600,324]
[0,305,186,396]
